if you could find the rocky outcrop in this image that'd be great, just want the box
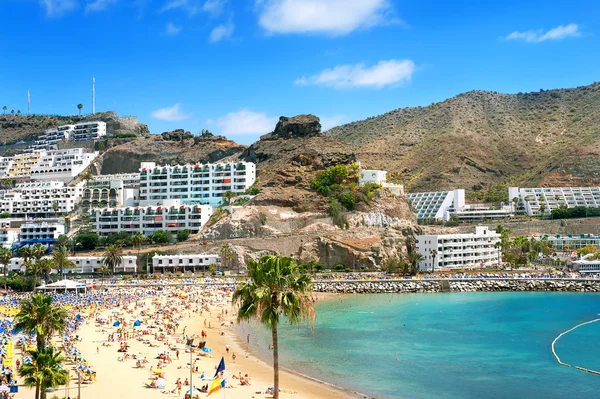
[260,115,322,141]
[161,129,193,141]
[313,279,600,293]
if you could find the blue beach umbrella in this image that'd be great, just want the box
[202,347,212,353]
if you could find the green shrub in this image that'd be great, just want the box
[0,213,10,218]
[177,229,190,242]
[75,232,100,250]
[152,230,172,244]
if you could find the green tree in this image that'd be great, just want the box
[407,252,424,275]
[19,246,35,263]
[176,229,190,242]
[232,255,315,399]
[2,106,6,114]
[151,230,171,244]
[430,249,438,273]
[221,191,236,206]
[77,104,83,115]
[51,246,74,279]
[14,293,67,352]
[75,232,99,250]
[31,243,47,261]
[0,247,12,290]
[19,346,68,399]
[16,110,21,116]
[131,232,145,267]
[219,244,233,270]
[10,109,14,115]
[37,258,56,284]
[52,201,60,217]
[102,244,123,275]
[55,234,71,249]
[81,171,93,184]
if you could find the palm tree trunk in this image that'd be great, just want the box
[272,325,279,399]
[35,382,40,399]
[40,386,46,399]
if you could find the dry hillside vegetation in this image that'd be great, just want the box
[327,82,600,198]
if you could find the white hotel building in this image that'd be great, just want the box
[152,254,220,273]
[416,226,501,271]
[509,186,600,216]
[89,173,140,189]
[18,222,65,248]
[138,161,256,207]
[8,255,137,274]
[0,228,20,249]
[27,121,107,152]
[91,200,212,237]
[0,181,84,218]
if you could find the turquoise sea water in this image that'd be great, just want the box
[240,292,600,399]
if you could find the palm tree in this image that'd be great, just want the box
[81,171,93,185]
[31,243,47,261]
[102,244,123,275]
[19,346,68,399]
[131,232,144,269]
[0,247,12,291]
[77,104,83,115]
[16,110,21,116]
[2,106,6,114]
[10,109,14,115]
[407,252,424,275]
[219,244,233,271]
[14,293,67,352]
[51,246,74,279]
[232,255,315,399]
[37,258,55,285]
[25,260,42,286]
[20,246,36,264]
[222,191,236,206]
[430,249,438,273]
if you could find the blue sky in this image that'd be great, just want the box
[0,0,598,144]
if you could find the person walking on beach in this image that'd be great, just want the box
[247,334,250,345]
[176,350,179,360]
[226,344,230,354]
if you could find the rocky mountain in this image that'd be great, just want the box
[327,82,600,198]
[92,130,246,174]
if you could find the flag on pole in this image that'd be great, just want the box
[214,357,226,378]
[207,377,222,396]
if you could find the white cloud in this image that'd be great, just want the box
[40,0,78,17]
[160,0,224,15]
[256,0,395,36]
[209,110,277,135]
[295,59,416,89]
[320,115,348,131]
[202,0,226,15]
[151,104,191,122]
[209,22,234,42]
[85,0,117,13]
[165,22,182,36]
[505,23,581,43]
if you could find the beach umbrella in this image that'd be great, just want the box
[186,388,201,394]
[156,378,166,389]
[202,347,212,353]
[0,385,8,393]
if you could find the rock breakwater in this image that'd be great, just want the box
[313,279,600,294]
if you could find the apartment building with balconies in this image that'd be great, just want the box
[18,222,65,249]
[0,181,84,218]
[29,148,99,182]
[88,173,140,189]
[407,189,465,221]
[0,228,20,249]
[81,180,137,210]
[71,121,107,141]
[138,161,256,207]
[509,187,600,216]
[152,254,220,273]
[91,200,212,237]
[416,226,501,271]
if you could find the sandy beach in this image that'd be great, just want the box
[11,287,355,399]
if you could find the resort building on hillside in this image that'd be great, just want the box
[509,186,600,216]
[81,180,137,210]
[0,149,98,183]
[8,255,137,274]
[0,228,20,248]
[538,234,600,251]
[571,254,600,274]
[449,204,514,222]
[88,173,140,188]
[416,226,501,271]
[71,121,106,141]
[152,254,220,273]
[17,222,65,248]
[0,181,84,218]
[407,189,465,221]
[358,169,404,196]
[138,161,256,207]
[26,122,107,152]
[29,149,99,182]
[91,200,212,237]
